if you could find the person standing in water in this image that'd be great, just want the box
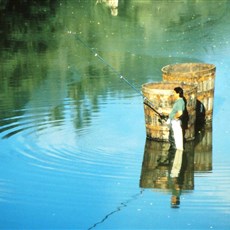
[157,87,187,166]
[167,87,185,163]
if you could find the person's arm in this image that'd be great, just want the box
[174,110,183,120]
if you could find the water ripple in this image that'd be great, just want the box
[0,106,139,181]
[0,179,13,203]
[16,140,138,179]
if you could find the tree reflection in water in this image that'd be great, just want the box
[96,0,119,16]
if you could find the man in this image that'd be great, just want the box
[167,87,185,162]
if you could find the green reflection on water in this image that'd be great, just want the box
[0,0,229,129]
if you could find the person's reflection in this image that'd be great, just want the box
[169,149,183,208]
[140,139,194,208]
[170,178,181,208]
[170,149,183,178]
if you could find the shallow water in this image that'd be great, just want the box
[0,0,230,229]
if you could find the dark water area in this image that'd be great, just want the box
[0,0,230,229]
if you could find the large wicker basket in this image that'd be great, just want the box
[162,63,216,123]
[142,82,197,141]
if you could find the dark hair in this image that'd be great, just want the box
[174,87,183,97]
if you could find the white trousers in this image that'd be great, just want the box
[171,120,183,151]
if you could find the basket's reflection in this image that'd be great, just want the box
[194,125,213,172]
[140,140,194,191]
[140,126,212,207]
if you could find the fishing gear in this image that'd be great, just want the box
[143,100,168,122]
[69,31,167,121]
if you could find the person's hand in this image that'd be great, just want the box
[166,118,171,125]
[160,114,169,121]
[158,108,163,114]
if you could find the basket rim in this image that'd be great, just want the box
[142,81,197,95]
[142,81,197,89]
[161,62,216,74]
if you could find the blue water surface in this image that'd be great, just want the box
[0,0,230,229]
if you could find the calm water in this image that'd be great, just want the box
[0,0,230,229]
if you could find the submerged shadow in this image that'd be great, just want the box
[194,124,213,172]
[195,99,206,133]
